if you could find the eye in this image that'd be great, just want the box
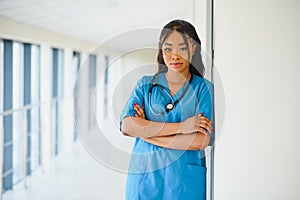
[180,47,187,52]
[164,48,172,52]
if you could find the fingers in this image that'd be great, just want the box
[197,113,213,133]
[181,114,213,135]
[135,104,144,117]
[197,128,208,136]
[199,118,213,133]
[134,103,146,119]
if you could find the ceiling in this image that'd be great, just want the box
[0,0,193,47]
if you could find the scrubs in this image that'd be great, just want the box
[120,72,213,200]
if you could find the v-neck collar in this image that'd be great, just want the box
[160,72,193,99]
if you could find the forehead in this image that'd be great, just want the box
[163,31,187,45]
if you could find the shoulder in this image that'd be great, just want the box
[192,74,213,89]
[137,75,153,85]
[135,75,153,89]
[191,74,214,99]
[139,75,153,82]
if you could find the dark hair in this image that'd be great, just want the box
[157,19,205,78]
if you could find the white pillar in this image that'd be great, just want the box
[40,44,52,172]
[61,48,74,155]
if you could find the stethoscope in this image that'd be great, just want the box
[148,72,193,115]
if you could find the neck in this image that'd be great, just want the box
[165,70,191,84]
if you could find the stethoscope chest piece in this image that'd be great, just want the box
[165,103,174,112]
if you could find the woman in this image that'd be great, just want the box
[120,19,214,200]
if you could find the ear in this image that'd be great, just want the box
[191,42,196,55]
[189,43,196,62]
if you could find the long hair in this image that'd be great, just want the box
[157,19,205,78]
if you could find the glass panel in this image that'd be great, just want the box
[3,39,13,190]
[58,49,64,97]
[0,40,3,190]
[0,39,3,113]
[72,51,80,87]
[52,48,64,155]
[104,56,109,119]
[57,49,64,153]
[51,48,57,155]
[72,51,80,141]
[88,55,97,128]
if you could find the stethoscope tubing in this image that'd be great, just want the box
[148,72,193,115]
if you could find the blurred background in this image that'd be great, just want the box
[0,0,299,199]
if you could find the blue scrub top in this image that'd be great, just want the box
[120,72,213,200]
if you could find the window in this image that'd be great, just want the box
[23,43,41,176]
[73,51,80,141]
[1,40,42,190]
[88,54,97,128]
[104,56,109,118]
[0,39,3,116]
[3,39,13,190]
[52,48,64,155]
[0,39,5,189]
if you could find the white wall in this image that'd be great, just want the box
[193,0,210,52]
[118,49,157,128]
[120,49,157,98]
[95,49,157,153]
[214,0,300,199]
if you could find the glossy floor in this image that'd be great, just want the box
[3,141,127,200]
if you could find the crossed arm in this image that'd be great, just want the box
[121,104,213,150]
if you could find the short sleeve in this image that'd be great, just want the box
[119,77,145,132]
[196,79,214,120]
[195,79,215,145]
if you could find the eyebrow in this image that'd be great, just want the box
[164,42,186,46]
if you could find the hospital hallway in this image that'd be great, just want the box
[3,129,127,200]
[1,0,300,199]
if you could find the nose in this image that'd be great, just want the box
[171,51,180,59]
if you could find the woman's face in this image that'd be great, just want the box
[162,31,195,74]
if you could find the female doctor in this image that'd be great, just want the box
[120,19,214,200]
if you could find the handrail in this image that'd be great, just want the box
[0,96,65,117]
[0,96,66,197]
[0,102,42,117]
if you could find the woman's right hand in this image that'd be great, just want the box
[133,102,146,119]
[180,113,213,136]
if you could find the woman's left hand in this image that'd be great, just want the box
[134,103,146,119]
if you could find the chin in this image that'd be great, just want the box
[171,67,187,73]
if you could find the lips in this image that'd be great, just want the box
[171,62,183,68]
